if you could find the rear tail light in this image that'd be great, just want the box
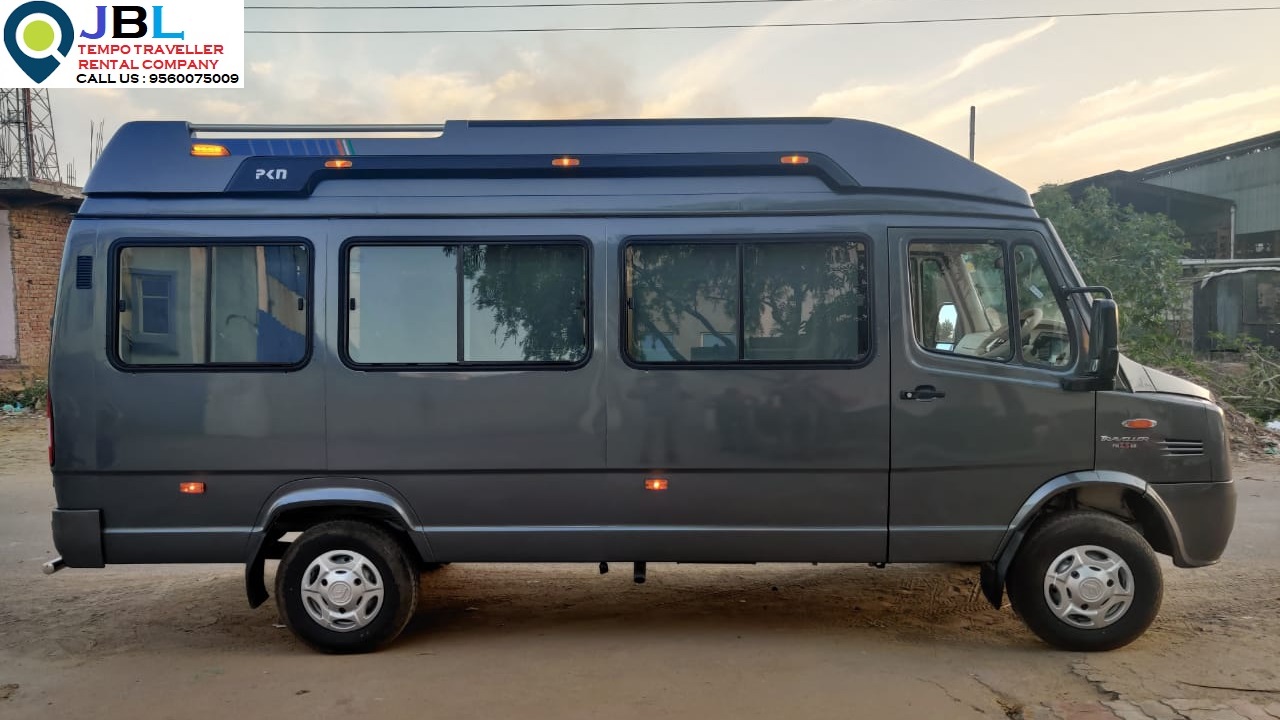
[46,390,53,466]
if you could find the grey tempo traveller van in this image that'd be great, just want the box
[45,118,1236,653]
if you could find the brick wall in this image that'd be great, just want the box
[8,204,72,373]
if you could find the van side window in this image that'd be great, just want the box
[1011,244,1074,368]
[116,244,310,367]
[625,239,868,364]
[346,241,588,366]
[908,242,1013,362]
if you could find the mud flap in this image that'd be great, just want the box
[246,552,268,609]
[980,527,1026,610]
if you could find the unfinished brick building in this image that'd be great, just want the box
[1,179,82,378]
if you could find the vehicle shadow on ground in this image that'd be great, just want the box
[6,562,1050,659]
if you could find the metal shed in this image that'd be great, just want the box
[1190,261,1280,351]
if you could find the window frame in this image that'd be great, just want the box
[108,238,315,373]
[338,236,593,372]
[906,237,1079,372]
[620,233,875,370]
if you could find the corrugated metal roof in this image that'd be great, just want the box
[1143,148,1280,234]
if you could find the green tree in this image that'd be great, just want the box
[1033,185,1188,343]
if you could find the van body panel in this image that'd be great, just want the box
[48,119,1234,585]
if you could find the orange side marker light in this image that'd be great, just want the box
[190,144,230,157]
[179,482,206,495]
[644,478,669,491]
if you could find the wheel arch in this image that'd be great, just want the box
[243,478,433,608]
[979,470,1184,609]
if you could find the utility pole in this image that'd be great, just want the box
[969,105,976,161]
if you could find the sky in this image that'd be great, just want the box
[49,0,1280,191]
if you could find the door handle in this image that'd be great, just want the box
[900,385,946,401]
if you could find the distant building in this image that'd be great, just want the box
[1055,132,1280,351]
[1,179,83,376]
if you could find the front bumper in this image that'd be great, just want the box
[51,509,105,568]
[1150,480,1237,567]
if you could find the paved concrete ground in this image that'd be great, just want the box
[2,415,1278,719]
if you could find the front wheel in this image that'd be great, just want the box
[1007,510,1162,651]
[276,520,419,653]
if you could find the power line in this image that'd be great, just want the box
[248,0,834,9]
[244,5,1280,32]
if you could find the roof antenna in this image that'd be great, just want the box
[969,105,976,161]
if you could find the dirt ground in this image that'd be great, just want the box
[2,415,1278,720]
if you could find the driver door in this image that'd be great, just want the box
[888,227,1094,562]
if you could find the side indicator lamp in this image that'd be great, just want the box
[179,482,206,495]
[325,159,354,169]
[1121,418,1158,430]
[644,478,669,491]
[190,144,230,157]
[552,156,581,168]
[780,154,810,165]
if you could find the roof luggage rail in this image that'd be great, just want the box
[189,123,445,135]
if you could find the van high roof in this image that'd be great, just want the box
[84,117,1031,207]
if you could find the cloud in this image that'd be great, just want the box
[904,87,1033,137]
[987,85,1280,186]
[932,19,1056,87]
[808,85,897,117]
[805,19,1054,118]
[1076,70,1222,118]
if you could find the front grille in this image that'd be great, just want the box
[1160,439,1204,457]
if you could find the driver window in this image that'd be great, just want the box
[909,242,1012,361]
[1011,244,1073,368]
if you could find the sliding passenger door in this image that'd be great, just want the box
[603,217,891,562]
[324,219,607,560]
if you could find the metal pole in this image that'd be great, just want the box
[1229,205,1236,260]
[968,106,976,161]
[22,88,35,179]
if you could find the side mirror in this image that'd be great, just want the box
[935,302,957,347]
[1062,296,1119,391]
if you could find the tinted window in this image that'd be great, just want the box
[463,244,587,362]
[625,239,868,364]
[1011,244,1073,368]
[347,241,588,366]
[348,246,456,364]
[117,244,309,366]
[626,244,738,363]
[908,242,1012,362]
[744,242,865,361]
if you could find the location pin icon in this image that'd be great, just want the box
[5,1,74,85]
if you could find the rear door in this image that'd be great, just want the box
[888,227,1094,562]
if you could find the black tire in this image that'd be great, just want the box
[276,520,419,654]
[1007,510,1162,652]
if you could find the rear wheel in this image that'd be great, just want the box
[1007,510,1162,651]
[276,520,419,653]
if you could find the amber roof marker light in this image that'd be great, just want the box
[190,143,230,157]
[325,159,354,169]
[551,156,581,168]
[780,154,810,165]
